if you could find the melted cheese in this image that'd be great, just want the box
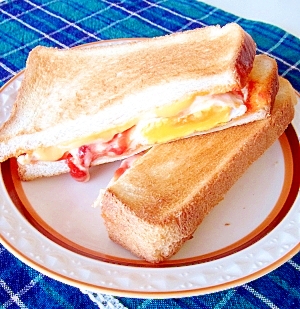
[18,91,247,164]
[18,120,137,164]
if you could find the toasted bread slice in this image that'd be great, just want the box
[1,23,257,181]
[17,54,277,181]
[98,77,296,263]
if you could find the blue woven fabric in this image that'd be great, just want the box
[118,253,300,308]
[0,244,98,308]
[0,1,299,308]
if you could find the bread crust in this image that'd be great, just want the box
[17,160,70,181]
[0,23,256,163]
[99,77,296,263]
[15,55,278,181]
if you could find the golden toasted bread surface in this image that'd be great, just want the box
[100,77,296,263]
[15,54,277,181]
[0,23,255,163]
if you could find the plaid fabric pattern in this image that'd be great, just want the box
[118,253,300,308]
[0,244,99,308]
[0,0,299,308]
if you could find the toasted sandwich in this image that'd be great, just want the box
[98,75,297,263]
[0,23,262,182]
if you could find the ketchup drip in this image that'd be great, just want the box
[66,129,131,182]
[66,145,92,182]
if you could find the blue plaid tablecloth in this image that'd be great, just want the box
[0,1,299,308]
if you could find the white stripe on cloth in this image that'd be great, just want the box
[143,1,243,32]
[80,289,128,309]
[282,59,300,77]
[257,47,300,75]
[0,0,58,26]
[24,0,102,41]
[0,0,18,8]
[0,0,152,81]
[143,0,209,28]
[288,259,300,271]
[0,0,114,59]
[72,0,172,47]
[1,274,43,309]
[0,7,68,48]
[266,32,289,54]
[0,62,17,76]
[0,0,117,82]
[101,0,173,34]
[242,284,280,309]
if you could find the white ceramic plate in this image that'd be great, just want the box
[0,41,299,298]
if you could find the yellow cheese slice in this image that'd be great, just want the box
[19,92,244,163]
[25,120,137,162]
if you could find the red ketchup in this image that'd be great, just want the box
[113,153,145,181]
[66,145,92,182]
[66,129,132,182]
[106,131,128,155]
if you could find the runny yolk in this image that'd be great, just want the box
[141,105,231,144]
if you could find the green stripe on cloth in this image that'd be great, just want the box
[1,0,299,90]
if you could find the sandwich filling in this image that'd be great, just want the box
[18,89,248,181]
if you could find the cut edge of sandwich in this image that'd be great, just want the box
[98,76,296,263]
[17,54,277,181]
[0,23,260,181]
